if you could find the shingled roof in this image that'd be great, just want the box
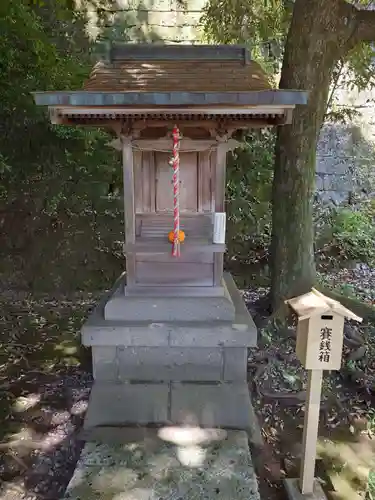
[83,59,271,93]
[33,44,308,111]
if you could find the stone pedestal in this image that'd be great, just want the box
[104,292,236,322]
[81,272,257,434]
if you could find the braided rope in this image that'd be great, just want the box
[172,125,180,257]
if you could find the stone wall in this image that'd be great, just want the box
[316,86,375,204]
[88,2,375,204]
[90,0,206,43]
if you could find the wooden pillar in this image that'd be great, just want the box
[213,142,227,286]
[122,136,136,285]
[299,369,323,494]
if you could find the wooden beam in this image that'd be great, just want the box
[33,90,308,107]
[100,42,251,64]
[198,151,211,212]
[213,143,228,286]
[48,118,286,131]
[132,119,221,130]
[122,136,136,285]
[299,369,323,494]
[133,138,217,152]
[51,105,292,115]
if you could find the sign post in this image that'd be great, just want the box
[284,288,362,498]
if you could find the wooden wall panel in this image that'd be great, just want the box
[137,213,213,240]
[122,137,136,284]
[136,252,214,264]
[138,151,150,213]
[213,144,227,286]
[134,150,143,213]
[155,152,198,212]
[198,150,213,212]
[136,262,214,286]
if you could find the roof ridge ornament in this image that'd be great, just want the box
[98,41,251,65]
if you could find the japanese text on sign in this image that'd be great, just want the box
[318,327,332,363]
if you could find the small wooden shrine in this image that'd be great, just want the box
[34,43,308,433]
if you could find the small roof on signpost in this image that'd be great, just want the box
[285,288,363,322]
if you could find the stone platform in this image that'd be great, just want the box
[64,428,260,500]
[92,346,247,382]
[80,272,257,431]
[104,278,236,322]
[82,381,255,434]
[81,273,257,350]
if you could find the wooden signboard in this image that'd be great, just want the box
[295,315,345,371]
[285,289,362,496]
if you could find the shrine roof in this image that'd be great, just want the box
[285,288,362,322]
[33,43,308,109]
[82,59,270,94]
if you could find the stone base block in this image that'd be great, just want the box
[84,383,169,430]
[104,281,235,322]
[125,284,226,297]
[171,382,253,429]
[81,274,257,349]
[92,346,248,382]
[284,478,328,500]
[83,381,254,431]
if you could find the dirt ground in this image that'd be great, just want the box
[0,287,374,500]
[247,293,375,500]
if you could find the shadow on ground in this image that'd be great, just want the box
[0,292,97,499]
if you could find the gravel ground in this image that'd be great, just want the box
[0,370,93,500]
[0,266,374,499]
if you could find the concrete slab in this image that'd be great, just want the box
[125,284,226,297]
[82,320,170,347]
[223,273,255,330]
[223,348,247,381]
[64,429,260,500]
[92,346,248,383]
[83,383,169,430]
[171,382,253,429]
[92,347,118,381]
[83,381,256,431]
[83,321,257,348]
[117,346,223,382]
[284,478,328,500]
[79,426,226,445]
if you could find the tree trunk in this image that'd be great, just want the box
[269,0,371,310]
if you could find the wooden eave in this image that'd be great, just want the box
[47,105,294,126]
[33,90,308,108]
[52,114,290,130]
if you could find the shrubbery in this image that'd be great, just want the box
[225,130,375,272]
[226,130,274,265]
[315,200,375,267]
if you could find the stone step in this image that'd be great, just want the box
[104,273,235,322]
[81,272,257,349]
[83,381,255,433]
[92,346,247,382]
[104,293,236,322]
[63,429,260,500]
[82,320,257,348]
[125,284,226,297]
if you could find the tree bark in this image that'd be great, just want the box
[270,0,375,310]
